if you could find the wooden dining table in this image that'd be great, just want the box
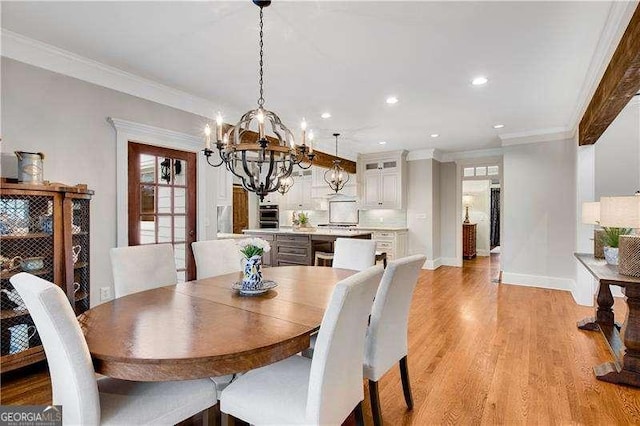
[78,266,356,381]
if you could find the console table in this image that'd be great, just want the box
[575,253,640,387]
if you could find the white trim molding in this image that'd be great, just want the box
[422,258,442,270]
[440,148,503,163]
[2,29,223,119]
[502,272,575,293]
[108,117,209,247]
[407,149,444,162]
[499,127,574,147]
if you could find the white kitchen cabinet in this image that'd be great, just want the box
[359,151,407,209]
[283,169,314,210]
[371,230,408,260]
[217,167,233,206]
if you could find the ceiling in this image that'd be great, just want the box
[1,1,618,154]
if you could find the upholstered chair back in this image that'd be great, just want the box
[10,273,101,425]
[332,238,377,271]
[364,255,426,381]
[192,239,242,279]
[306,265,383,424]
[110,244,177,298]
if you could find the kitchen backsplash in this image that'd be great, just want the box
[279,209,406,228]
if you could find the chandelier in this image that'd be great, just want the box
[202,0,314,201]
[324,133,350,193]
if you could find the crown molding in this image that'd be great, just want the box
[440,148,503,163]
[2,29,219,119]
[499,127,575,147]
[406,148,444,162]
[568,1,639,134]
[107,117,203,146]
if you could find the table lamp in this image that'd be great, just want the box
[581,201,605,258]
[600,195,640,276]
[462,195,474,224]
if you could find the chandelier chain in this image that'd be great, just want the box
[258,6,265,108]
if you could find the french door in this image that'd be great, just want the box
[128,142,197,282]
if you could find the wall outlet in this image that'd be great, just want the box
[100,287,112,301]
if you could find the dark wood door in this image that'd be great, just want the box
[128,142,197,282]
[232,185,249,235]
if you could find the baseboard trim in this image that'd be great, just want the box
[441,257,462,267]
[502,272,575,292]
[423,258,442,270]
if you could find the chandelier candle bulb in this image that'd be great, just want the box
[301,119,307,145]
[308,130,314,153]
[204,124,211,150]
[257,110,266,139]
[216,113,223,142]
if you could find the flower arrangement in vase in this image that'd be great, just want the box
[237,238,271,291]
[292,211,311,230]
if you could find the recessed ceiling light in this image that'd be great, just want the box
[493,124,505,129]
[386,96,398,105]
[379,141,387,145]
[430,134,439,138]
[471,76,488,86]
[321,112,331,119]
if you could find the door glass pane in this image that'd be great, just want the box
[158,157,172,184]
[157,216,172,243]
[140,218,156,244]
[174,187,186,213]
[140,155,156,183]
[173,159,187,186]
[174,215,186,243]
[174,243,186,269]
[140,186,155,214]
[158,186,172,214]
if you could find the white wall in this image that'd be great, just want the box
[1,58,218,306]
[406,159,433,263]
[462,180,491,256]
[439,161,459,265]
[595,96,640,198]
[502,138,577,291]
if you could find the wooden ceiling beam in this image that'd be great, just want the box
[219,124,356,173]
[579,4,640,146]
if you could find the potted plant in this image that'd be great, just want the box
[601,227,632,265]
[237,238,271,291]
[292,211,311,230]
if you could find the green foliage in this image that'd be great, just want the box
[240,245,264,259]
[298,212,309,225]
[600,227,633,248]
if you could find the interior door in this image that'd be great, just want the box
[232,185,249,234]
[128,142,197,282]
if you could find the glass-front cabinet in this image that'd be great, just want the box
[0,182,93,372]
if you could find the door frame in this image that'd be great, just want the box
[110,118,208,247]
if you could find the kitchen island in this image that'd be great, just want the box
[243,228,372,266]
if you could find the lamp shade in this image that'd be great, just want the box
[600,196,640,228]
[581,202,600,225]
[462,195,474,207]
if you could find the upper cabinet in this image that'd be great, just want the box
[284,169,314,210]
[358,151,407,210]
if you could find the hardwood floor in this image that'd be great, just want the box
[2,255,639,424]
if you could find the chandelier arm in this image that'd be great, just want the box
[241,150,258,190]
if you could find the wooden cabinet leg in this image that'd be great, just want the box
[578,281,615,330]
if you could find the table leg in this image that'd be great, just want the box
[577,281,615,331]
[594,285,640,387]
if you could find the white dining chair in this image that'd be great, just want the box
[332,238,377,271]
[364,254,426,426]
[192,239,242,279]
[10,272,218,426]
[220,265,384,426]
[110,244,177,298]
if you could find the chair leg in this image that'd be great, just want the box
[399,356,414,410]
[354,401,365,426]
[369,379,383,426]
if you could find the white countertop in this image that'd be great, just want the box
[242,227,373,237]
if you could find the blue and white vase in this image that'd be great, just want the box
[604,246,619,266]
[242,255,263,291]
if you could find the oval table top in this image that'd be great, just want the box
[79,266,356,381]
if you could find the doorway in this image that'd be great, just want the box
[128,142,197,282]
[460,163,502,281]
[232,185,249,234]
